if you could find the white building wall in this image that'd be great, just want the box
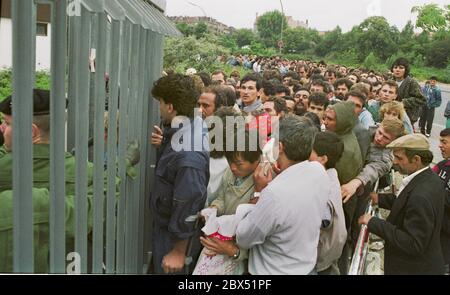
[0,18,51,71]
[0,18,13,69]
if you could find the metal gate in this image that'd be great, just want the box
[7,0,180,274]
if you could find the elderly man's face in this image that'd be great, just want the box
[197,92,216,119]
[393,149,417,175]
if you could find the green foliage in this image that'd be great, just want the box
[363,52,380,71]
[248,41,277,57]
[36,71,51,90]
[326,49,360,68]
[163,36,230,73]
[164,10,450,83]
[0,69,50,102]
[425,38,450,68]
[283,27,320,54]
[412,4,449,32]
[218,34,239,52]
[0,69,12,101]
[410,66,450,84]
[354,16,398,61]
[315,27,342,57]
[194,22,209,39]
[176,22,194,37]
[256,10,287,48]
[232,29,256,48]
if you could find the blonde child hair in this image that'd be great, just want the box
[379,101,406,121]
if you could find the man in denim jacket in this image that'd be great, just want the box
[419,76,442,137]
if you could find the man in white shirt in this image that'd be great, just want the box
[235,115,330,275]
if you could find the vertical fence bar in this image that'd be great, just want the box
[136,28,150,273]
[49,0,67,274]
[124,23,141,273]
[92,11,107,274]
[88,13,98,163]
[138,29,156,273]
[142,31,162,271]
[74,6,91,274]
[116,19,131,274]
[67,9,78,154]
[11,0,35,274]
[105,19,121,274]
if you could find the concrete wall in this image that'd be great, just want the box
[0,18,51,71]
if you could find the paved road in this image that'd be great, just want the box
[417,83,450,164]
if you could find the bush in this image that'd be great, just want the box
[0,69,50,102]
[0,69,12,101]
[164,35,230,73]
[425,39,450,68]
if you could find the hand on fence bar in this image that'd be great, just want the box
[151,125,163,147]
[369,192,379,206]
[125,139,140,166]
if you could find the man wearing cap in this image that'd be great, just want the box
[0,89,95,273]
[359,133,446,274]
[0,89,94,194]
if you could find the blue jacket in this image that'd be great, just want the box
[150,117,210,274]
[423,85,442,108]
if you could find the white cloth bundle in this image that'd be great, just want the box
[193,204,254,275]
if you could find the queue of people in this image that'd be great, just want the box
[150,56,448,275]
[0,56,448,275]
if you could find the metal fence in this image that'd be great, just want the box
[9,0,180,274]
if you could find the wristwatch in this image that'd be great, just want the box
[232,247,240,260]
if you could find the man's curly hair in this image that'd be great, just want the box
[151,73,200,118]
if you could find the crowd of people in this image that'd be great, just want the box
[0,55,448,275]
[153,56,449,275]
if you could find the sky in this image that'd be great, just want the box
[165,0,449,32]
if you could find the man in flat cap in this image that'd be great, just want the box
[0,89,92,194]
[358,133,446,274]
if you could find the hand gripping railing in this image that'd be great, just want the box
[348,181,381,275]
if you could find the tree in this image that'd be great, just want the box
[164,36,230,72]
[283,27,320,53]
[218,34,238,52]
[256,10,287,48]
[176,22,194,37]
[412,4,450,33]
[315,26,342,57]
[194,22,209,39]
[354,16,398,61]
[425,39,450,68]
[232,29,256,48]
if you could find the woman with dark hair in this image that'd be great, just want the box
[390,58,426,126]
